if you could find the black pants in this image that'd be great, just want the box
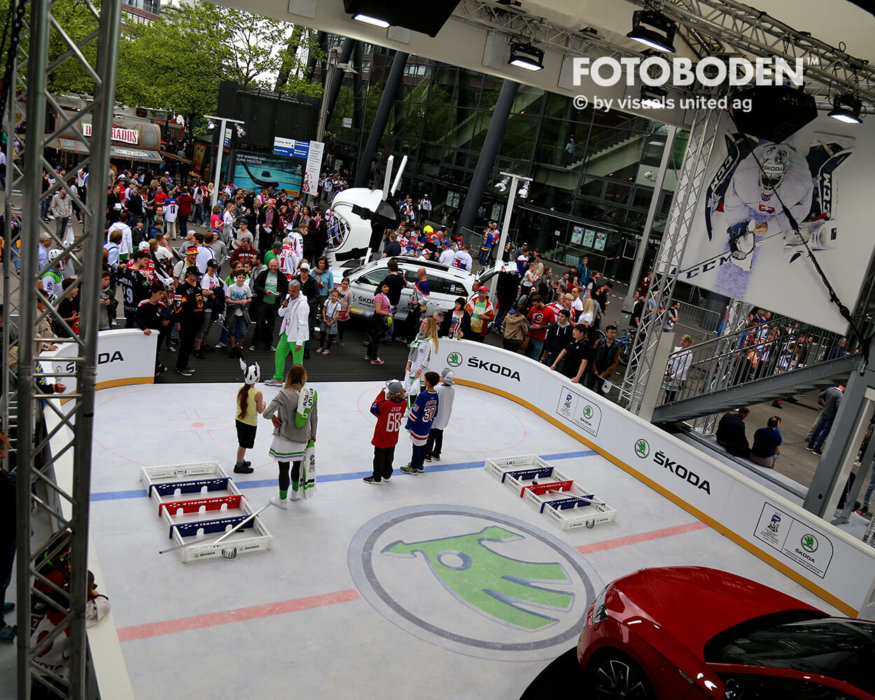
[425,428,443,458]
[278,460,302,491]
[179,215,188,238]
[176,317,199,371]
[0,532,15,626]
[372,445,395,481]
[252,302,278,347]
[366,317,384,359]
[503,338,522,353]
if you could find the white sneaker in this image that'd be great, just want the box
[269,496,287,510]
[264,379,283,387]
[289,490,301,501]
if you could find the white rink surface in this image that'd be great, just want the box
[2,381,844,700]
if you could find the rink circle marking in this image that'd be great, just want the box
[348,504,601,661]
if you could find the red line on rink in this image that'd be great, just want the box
[117,589,360,641]
[576,521,708,555]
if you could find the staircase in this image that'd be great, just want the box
[651,317,860,424]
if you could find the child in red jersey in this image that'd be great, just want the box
[364,380,407,484]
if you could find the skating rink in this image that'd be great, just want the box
[50,381,851,698]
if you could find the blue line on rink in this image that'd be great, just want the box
[90,449,598,502]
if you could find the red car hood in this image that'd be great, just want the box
[607,566,822,657]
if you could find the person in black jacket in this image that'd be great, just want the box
[438,298,471,339]
[0,433,14,643]
[172,267,205,376]
[716,407,751,457]
[135,282,172,374]
[541,309,574,365]
[249,258,289,351]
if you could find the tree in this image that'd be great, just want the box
[115,1,322,118]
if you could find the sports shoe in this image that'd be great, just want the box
[215,342,226,349]
[370,358,384,365]
[322,350,330,356]
[432,454,441,461]
[338,342,344,348]
[269,496,288,510]
[805,445,814,451]
[176,368,195,377]
[416,468,424,474]
[289,489,301,501]
[0,625,14,642]
[193,351,204,359]
[264,378,283,387]
[363,354,370,360]
[249,345,255,352]
[363,476,381,484]
[269,345,276,351]
[812,449,823,456]
[315,347,323,354]
[233,463,254,474]
[424,455,432,462]
[400,465,418,475]
[242,460,252,468]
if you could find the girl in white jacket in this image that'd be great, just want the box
[404,317,439,409]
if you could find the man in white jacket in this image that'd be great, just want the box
[266,279,309,386]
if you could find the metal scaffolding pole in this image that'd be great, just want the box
[619,109,724,415]
[4,0,123,696]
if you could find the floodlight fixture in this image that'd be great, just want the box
[508,42,544,71]
[828,93,863,124]
[627,10,677,53]
[353,13,390,28]
[207,120,216,131]
[517,183,529,198]
[495,176,509,193]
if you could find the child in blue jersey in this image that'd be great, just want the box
[401,371,440,475]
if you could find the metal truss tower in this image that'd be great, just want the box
[2,0,122,696]
[619,108,724,414]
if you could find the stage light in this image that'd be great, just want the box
[508,42,544,71]
[353,13,390,28]
[207,121,215,131]
[640,85,668,109]
[517,183,529,198]
[828,93,863,124]
[495,177,509,193]
[627,10,677,53]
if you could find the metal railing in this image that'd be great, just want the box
[658,315,855,409]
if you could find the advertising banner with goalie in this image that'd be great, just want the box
[677,112,874,334]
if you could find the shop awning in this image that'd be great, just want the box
[49,137,165,164]
[160,149,192,165]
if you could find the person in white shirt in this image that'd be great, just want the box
[453,244,473,272]
[438,244,456,266]
[266,279,309,386]
[662,335,694,403]
[107,216,133,263]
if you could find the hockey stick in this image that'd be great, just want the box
[158,502,273,555]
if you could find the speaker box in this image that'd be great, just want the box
[343,0,460,37]
[730,86,817,143]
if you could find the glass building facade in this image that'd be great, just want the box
[325,42,688,279]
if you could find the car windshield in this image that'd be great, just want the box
[706,615,875,694]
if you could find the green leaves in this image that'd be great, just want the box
[114,1,322,116]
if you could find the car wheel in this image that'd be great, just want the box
[589,652,655,700]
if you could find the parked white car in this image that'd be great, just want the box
[342,257,476,321]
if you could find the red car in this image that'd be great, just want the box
[576,566,875,699]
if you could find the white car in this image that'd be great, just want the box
[342,257,476,321]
